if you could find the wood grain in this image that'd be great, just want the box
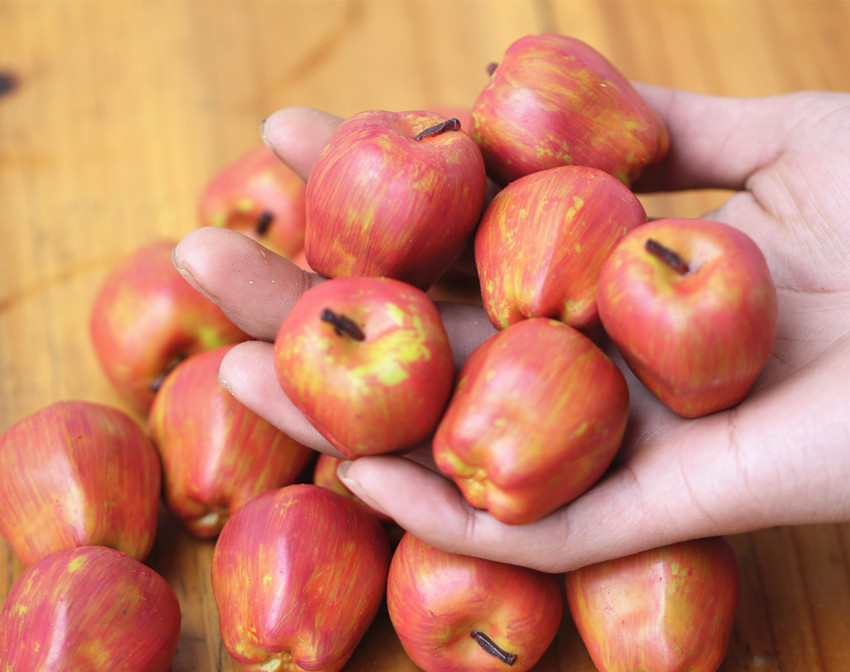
[2,1,850,670]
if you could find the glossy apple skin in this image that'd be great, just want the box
[90,238,250,415]
[199,145,308,262]
[0,545,181,671]
[565,537,741,672]
[273,276,455,458]
[211,484,391,672]
[148,344,316,539]
[433,317,629,525]
[304,109,487,290]
[475,165,647,332]
[0,400,161,567]
[470,33,669,186]
[597,218,778,418]
[387,532,563,672]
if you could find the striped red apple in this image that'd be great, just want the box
[0,400,161,567]
[148,344,316,538]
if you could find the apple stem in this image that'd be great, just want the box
[414,118,461,141]
[645,238,690,275]
[149,353,188,394]
[320,309,366,341]
[255,210,274,236]
[486,62,498,76]
[471,630,517,666]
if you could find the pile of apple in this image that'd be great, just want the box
[0,33,774,672]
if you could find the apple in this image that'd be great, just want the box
[273,275,455,458]
[433,317,629,525]
[304,109,487,290]
[387,532,563,672]
[596,217,778,418]
[198,145,309,263]
[0,400,161,567]
[565,537,741,672]
[148,344,316,539]
[475,164,647,332]
[0,545,181,671]
[470,33,669,186]
[313,453,391,522]
[211,483,391,672]
[89,238,250,415]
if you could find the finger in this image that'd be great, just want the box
[338,356,850,573]
[260,106,343,181]
[631,83,791,193]
[218,340,342,457]
[172,226,323,341]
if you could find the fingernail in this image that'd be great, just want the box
[336,460,389,516]
[171,243,217,304]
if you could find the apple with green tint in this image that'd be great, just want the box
[274,275,455,458]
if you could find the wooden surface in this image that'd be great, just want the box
[2,1,850,670]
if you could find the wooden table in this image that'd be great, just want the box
[2,1,850,670]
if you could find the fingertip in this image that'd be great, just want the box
[260,106,344,181]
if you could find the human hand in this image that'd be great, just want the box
[172,85,850,573]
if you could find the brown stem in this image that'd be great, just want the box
[255,210,274,236]
[150,353,189,394]
[414,118,461,141]
[470,631,517,666]
[486,62,498,76]
[645,238,690,275]
[320,309,365,341]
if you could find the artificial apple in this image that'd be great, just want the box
[148,344,316,538]
[475,164,647,332]
[304,109,487,290]
[596,217,778,418]
[313,453,391,522]
[90,238,250,415]
[0,545,181,671]
[565,537,741,672]
[211,483,391,672]
[387,532,563,672]
[433,317,629,525]
[470,33,669,186]
[0,400,161,567]
[273,275,455,458]
[198,145,309,264]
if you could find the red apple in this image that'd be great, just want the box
[597,217,778,418]
[313,453,391,522]
[387,532,563,672]
[565,537,741,672]
[89,238,250,415]
[198,145,309,263]
[0,400,161,567]
[0,545,181,671]
[211,484,391,672]
[304,109,487,290]
[148,344,316,539]
[433,317,629,525]
[470,33,669,186]
[475,165,647,332]
[273,275,455,458]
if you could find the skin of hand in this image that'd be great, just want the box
[172,84,850,573]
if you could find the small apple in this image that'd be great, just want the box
[211,484,391,672]
[387,532,563,672]
[198,145,309,263]
[597,217,778,418]
[433,317,629,525]
[470,33,669,186]
[304,109,487,290]
[148,344,316,539]
[273,275,455,458]
[565,537,741,672]
[0,400,161,567]
[90,238,250,415]
[475,165,647,332]
[0,545,181,671]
